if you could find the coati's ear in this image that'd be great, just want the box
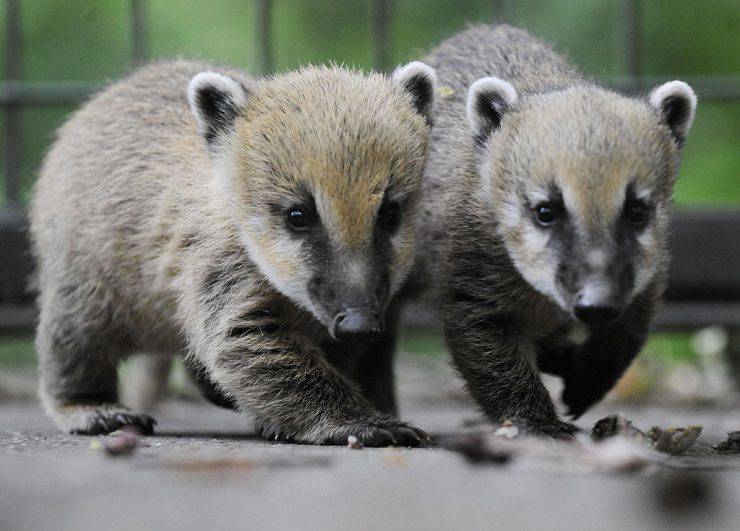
[649,80,697,146]
[188,72,249,147]
[466,77,518,145]
[391,61,437,126]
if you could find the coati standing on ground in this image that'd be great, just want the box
[411,25,697,436]
[31,59,438,446]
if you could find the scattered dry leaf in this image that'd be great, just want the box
[647,426,702,455]
[715,431,740,453]
[591,415,645,442]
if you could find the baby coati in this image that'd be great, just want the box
[411,24,697,436]
[31,58,437,446]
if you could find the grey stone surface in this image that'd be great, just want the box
[1,354,739,531]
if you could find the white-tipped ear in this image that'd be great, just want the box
[391,61,437,126]
[467,77,518,145]
[649,80,697,145]
[188,72,249,147]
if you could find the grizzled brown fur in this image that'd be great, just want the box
[31,59,437,446]
[410,25,696,436]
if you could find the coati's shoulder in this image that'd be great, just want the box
[66,59,251,130]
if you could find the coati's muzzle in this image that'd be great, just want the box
[572,277,627,324]
[309,272,390,341]
[558,253,635,325]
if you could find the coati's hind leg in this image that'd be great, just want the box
[36,286,155,435]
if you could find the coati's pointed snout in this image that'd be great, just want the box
[332,307,385,340]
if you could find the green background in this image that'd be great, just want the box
[1,0,738,207]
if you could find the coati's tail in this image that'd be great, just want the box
[122,354,173,413]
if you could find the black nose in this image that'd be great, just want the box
[332,308,384,339]
[574,304,621,324]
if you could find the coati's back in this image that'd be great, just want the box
[31,60,245,323]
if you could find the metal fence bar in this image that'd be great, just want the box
[0,82,96,106]
[130,0,149,65]
[371,0,392,72]
[255,0,274,74]
[3,0,23,210]
[621,0,642,89]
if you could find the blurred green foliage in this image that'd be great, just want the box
[1,0,738,205]
[0,335,35,368]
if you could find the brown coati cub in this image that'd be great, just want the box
[412,25,697,436]
[31,58,438,446]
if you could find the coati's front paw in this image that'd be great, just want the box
[255,417,429,447]
[321,419,430,447]
[52,404,156,435]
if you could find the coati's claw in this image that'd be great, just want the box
[63,406,156,435]
[327,420,429,448]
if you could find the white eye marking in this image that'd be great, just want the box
[528,190,550,205]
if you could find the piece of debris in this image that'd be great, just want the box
[90,426,141,457]
[647,426,702,455]
[591,414,645,442]
[438,433,513,465]
[346,435,363,450]
[590,415,702,456]
[715,431,740,453]
[493,421,519,439]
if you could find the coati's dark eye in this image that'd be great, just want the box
[624,201,650,228]
[285,206,310,231]
[534,203,558,227]
[378,201,401,234]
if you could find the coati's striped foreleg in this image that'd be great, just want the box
[184,279,424,446]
